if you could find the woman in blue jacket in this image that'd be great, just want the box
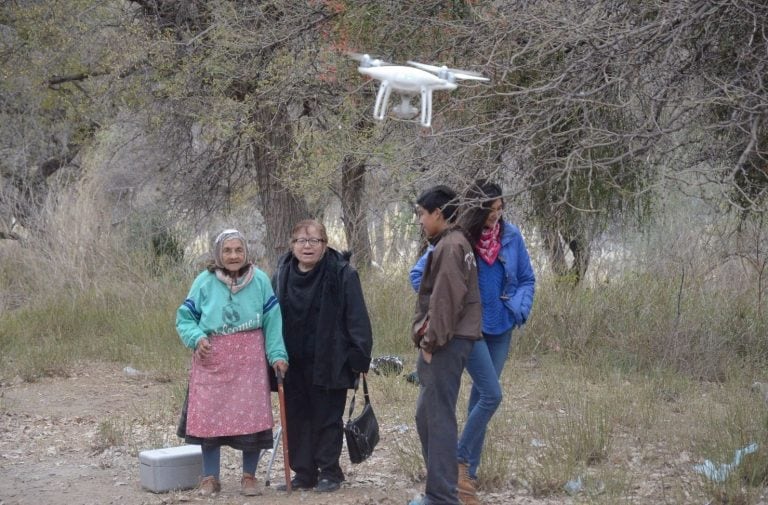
[410,181,535,505]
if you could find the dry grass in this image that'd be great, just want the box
[462,357,768,503]
[359,354,768,503]
[362,266,418,356]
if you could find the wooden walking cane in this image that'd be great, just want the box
[276,370,292,493]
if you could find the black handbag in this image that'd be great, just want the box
[344,374,380,464]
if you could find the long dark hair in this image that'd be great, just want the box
[457,180,503,246]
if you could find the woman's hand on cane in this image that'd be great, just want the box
[273,360,288,376]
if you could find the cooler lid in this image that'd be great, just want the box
[139,445,202,467]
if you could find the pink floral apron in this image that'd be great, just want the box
[186,329,273,437]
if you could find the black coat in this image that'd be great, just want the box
[273,248,373,389]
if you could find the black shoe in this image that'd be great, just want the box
[314,478,341,493]
[275,477,315,491]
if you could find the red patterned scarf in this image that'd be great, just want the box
[475,222,501,265]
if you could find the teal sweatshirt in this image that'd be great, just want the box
[176,267,288,366]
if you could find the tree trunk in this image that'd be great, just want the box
[567,236,591,285]
[249,105,310,271]
[541,227,568,278]
[340,154,372,270]
[540,226,591,285]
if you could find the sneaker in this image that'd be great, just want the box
[314,478,341,493]
[241,473,259,496]
[276,476,315,491]
[198,475,221,496]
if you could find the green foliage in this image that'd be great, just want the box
[151,230,184,265]
[0,212,767,504]
[2,1,155,129]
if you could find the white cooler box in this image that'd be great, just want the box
[139,445,202,493]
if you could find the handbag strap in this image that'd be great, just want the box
[346,373,371,421]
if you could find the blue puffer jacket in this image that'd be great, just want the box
[410,221,535,329]
[496,221,536,327]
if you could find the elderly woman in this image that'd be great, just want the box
[176,229,289,496]
[272,219,373,493]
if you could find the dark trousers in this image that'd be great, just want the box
[284,361,347,484]
[415,338,474,505]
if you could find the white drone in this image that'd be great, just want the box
[351,53,489,128]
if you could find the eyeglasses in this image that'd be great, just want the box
[292,238,325,247]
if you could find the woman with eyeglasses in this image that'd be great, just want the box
[272,219,373,493]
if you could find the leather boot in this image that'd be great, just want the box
[198,475,221,496]
[241,472,259,496]
[458,462,481,505]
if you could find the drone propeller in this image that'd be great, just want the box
[406,61,489,82]
[347,52,392,68]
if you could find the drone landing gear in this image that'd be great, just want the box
[373,81,393,120]
[420,87,433,128]
[373,82,434,128]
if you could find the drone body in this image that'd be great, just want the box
[352,53,488,127]
[357,66,458,94]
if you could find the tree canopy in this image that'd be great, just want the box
[1,0,766,278]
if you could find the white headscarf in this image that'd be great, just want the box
[213,229,248,269]
[212,229,253,294]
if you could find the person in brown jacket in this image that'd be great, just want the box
[409,185,482,505]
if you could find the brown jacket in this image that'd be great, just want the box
[411,227,482,353]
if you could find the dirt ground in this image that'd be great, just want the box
[9,361,768,505]
[0,362,552,505]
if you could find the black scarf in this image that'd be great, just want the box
[282,254,327,361]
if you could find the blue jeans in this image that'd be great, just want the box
[456,328,513,479]
[202,446,260,479]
